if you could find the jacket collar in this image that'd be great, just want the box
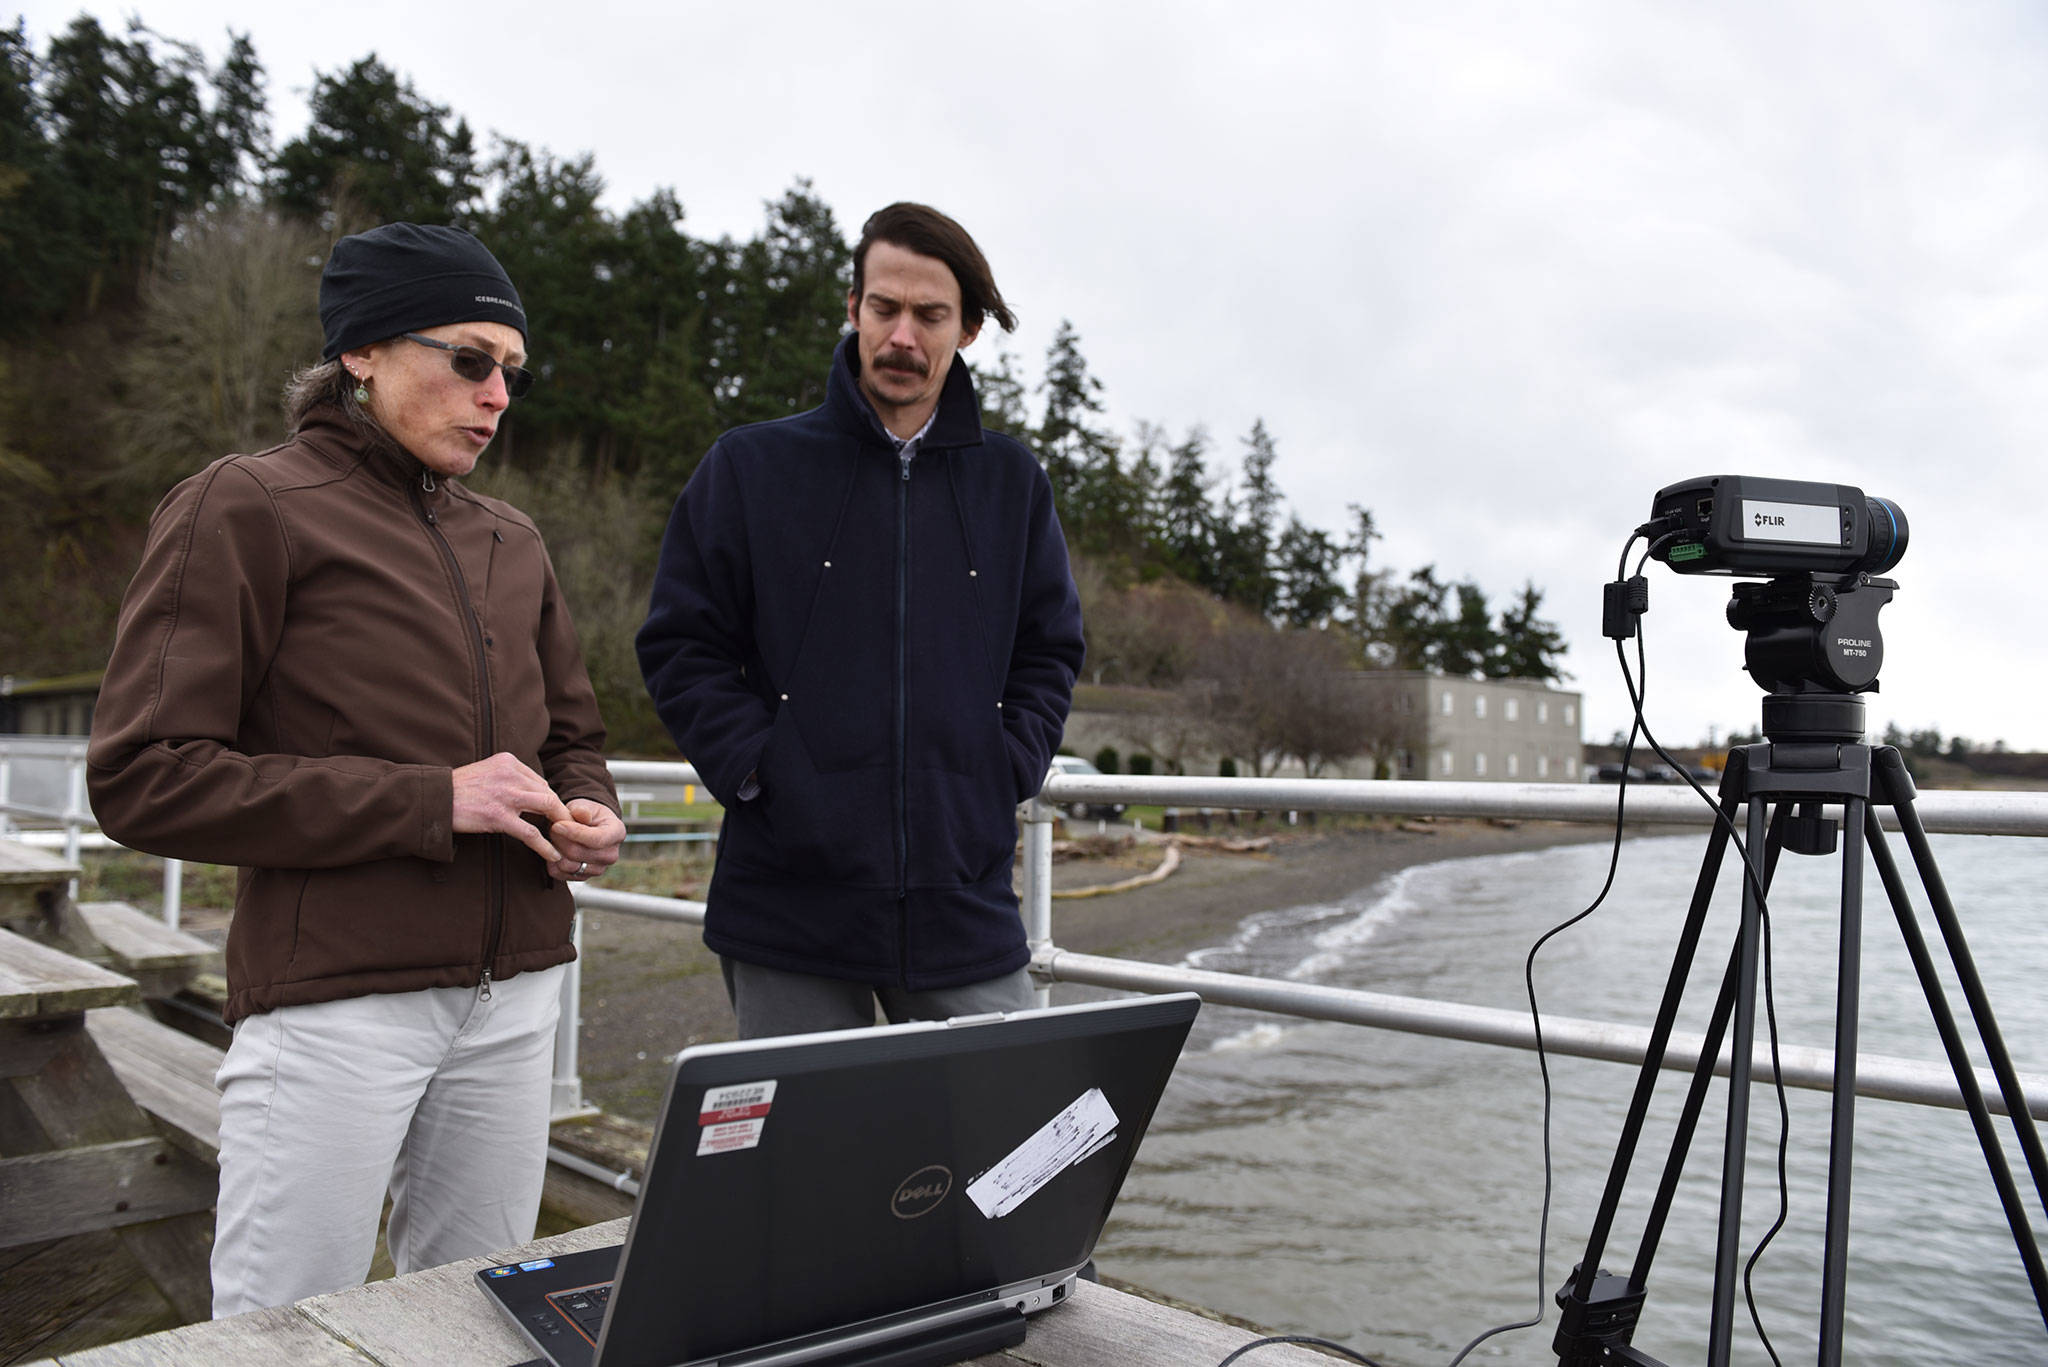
[295,403,446,496]
[825,334,986,453]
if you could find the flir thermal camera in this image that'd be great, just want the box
[1646,476,1908,578]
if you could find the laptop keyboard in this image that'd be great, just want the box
[544,1281,613,1344]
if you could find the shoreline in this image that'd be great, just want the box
[573,818,1624,1124]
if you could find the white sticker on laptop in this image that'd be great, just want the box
[700,1080,777,1125]
[696,1080,777,1155]
[698,1118,767,1155]
[966,1087,1120,1219]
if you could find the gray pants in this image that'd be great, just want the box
[720,959,1035,1039]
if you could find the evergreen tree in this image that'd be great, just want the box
[273,56,480,230]
[1273,514,1345,629]
[706,180,849,430]
[1154,425,1220,587]
[968,347,1028,434]
[1493,581,1569,681]
[1211,418,1282,613]
[474,139,614,465]
[1378,565,1450,670]
[1035,319,1120,538]
[1433,580,1497,677]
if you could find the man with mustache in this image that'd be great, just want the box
[638,203,1084,1037]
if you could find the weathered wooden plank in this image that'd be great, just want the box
[0,1229,155,1365]
[0,1139,216,1246]
[0,840,77,881]
[980,1279,1338,1364]
[0,932,139,1018]
[116,1212,215,1324]
[9,1274,180,1365]
[85,1008,222,1163]
[294,1219,628,1366]
[8,1018,153,1150]
[71,907,211,974]
[45,1305,378,1366]
[71,906,215,1000]
[0,1020,69,1079]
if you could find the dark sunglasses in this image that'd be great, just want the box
[401,333,535,398]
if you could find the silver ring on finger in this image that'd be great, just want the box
[577,861,588,877]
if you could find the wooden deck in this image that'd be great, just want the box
[16,1217,1337,1366]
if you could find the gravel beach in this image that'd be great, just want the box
[573,818,1617,1124]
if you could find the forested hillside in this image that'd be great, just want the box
[1,15,1567,756]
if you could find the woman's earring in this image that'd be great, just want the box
[351,372,369,404]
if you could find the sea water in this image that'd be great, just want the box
[1092,830,2048,1365]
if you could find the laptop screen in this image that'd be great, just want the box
[592,994,1199,1367]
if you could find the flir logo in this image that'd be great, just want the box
[1754,512,1785,528]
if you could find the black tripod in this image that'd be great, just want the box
[1552,689,2048,1366]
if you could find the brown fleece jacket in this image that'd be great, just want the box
[88,407,616,1023]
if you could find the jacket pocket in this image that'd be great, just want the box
[724,707,895,888]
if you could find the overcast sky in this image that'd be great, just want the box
[22,0,2048,753]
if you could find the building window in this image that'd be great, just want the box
[1474,752,1487,777]
[1440,750,1454,776]
[1474,695,1487,719]
[1505,697,1519,722]
[1538,701,1549,724]
[1538,754,1550,778]
[1506,753,1519,777]
[1441,692,1454,716]
[1564,703,1576,726]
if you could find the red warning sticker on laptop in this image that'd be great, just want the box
[697,1080,777,1153]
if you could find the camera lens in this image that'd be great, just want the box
[1860,497,1908,575]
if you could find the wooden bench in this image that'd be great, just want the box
[0,929,217,1345]
[74,903,216,1001]
[86,1006,224,1165]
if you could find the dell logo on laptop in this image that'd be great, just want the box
[891,1165,953,1219]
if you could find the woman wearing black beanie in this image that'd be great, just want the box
[90,222,626,1316]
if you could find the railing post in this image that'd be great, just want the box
[0,743,14,836]
[1019,794,1059,1008]
[63,744,85,901]
[552,907,588,1118]
[162,859,184,928]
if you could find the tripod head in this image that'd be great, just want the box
[1725,572,1895,745]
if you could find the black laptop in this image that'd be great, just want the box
[477,992,1200,1367]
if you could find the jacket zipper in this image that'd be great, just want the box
[413,470,503,999]
[895,447,912,987]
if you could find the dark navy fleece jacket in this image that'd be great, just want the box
[636,336,1085,990]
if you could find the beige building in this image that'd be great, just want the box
[1346,670,1584,782]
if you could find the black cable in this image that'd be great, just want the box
[1435,535,1659,1367]
[1215,1333,1387,1365]
[1742,903,1791,1367]
[1605,550,1793,1366]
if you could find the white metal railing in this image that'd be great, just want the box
[8,737,2046,1123]
[569,765,2048,1122]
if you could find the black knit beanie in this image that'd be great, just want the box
[319,223,527,361]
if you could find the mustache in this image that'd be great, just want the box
[875,349,929,377]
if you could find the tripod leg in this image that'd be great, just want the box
[1888,789,2048,1214]
[1633,804,1796,1290]
[1817,797,1868,1367]
[1864,805,2048,1329]
[1567,790,1742,1305]
[1707,792,1772,1367]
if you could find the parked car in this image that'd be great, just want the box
[1046,755,1127,820]
[1593,763,1647,784]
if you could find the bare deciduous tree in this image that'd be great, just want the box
[116,205,325,488]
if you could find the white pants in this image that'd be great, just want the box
[210,964,565,1317]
